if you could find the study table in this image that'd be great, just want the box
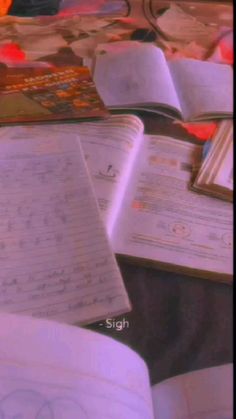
[0,0,233,386]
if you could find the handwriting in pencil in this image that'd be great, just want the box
[0,140,125,321]
[0,389,88,419]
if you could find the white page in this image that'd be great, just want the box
[19,33,68,60]
[213,141,233,191]
[155,3,217,45]
[168,59,233,121]
[54,115,144,236]
[112,135,233,280]
[0,127,130,324]
[0,312,154,419]
[152,364,233,419]
[93,42,181,115]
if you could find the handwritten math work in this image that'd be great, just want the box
[0,127,130,324]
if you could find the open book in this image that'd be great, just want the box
[0,312,233,419]
[90,41,233,121]
[192,120,233,202]
[42,114,232,282]
[0,126,130,324]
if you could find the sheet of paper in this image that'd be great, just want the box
[0,312,154,419]
[112,135,233,280]
[93,42,181,115]
[19,33,68,60]
[57,115,144,235]
[0,127,130,324]
[168,59,233,121]
[155,3,217,46]
[152,364,233,419]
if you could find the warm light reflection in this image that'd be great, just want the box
[0,0,12,16]
[0,43,26,63]
[177,122,218,141]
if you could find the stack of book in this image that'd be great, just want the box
[192,120,233,202]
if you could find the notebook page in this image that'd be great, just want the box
[0,313,154,419]
[168,59,233,121]
[152,364,233,419]
[112,135,233,280]
[54,115,144,236]
[93,42,181,114]
[0,127,130,324]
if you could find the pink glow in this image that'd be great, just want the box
[0,43,26,64]
[219,40,233,64]
[177,122,218,141]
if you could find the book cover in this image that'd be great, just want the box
[0,66,109,124]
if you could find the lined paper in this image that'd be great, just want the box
[0,313,154,419]
[0,128,130,324]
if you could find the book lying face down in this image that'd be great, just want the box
[91,41,233,122]
[0,128,130,324]
[0,66,108,125]
[0,312,233,419]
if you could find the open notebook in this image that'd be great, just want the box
[90,41,233,121]
[0,312,233,419]
[23,115,232,282]
[0,127,130,324]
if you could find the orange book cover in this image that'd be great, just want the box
[0,66,109,125]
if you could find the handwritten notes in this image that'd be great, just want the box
[0,128,130,324]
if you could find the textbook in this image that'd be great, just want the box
[0,312,233,419]
[192,120,233,202]
[0,66,108,125]
[91,41,233,121]
[0,127,130,324]
[6,115,233,282]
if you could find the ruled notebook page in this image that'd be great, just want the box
[0,128,130,324]
[0,313,154,419]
